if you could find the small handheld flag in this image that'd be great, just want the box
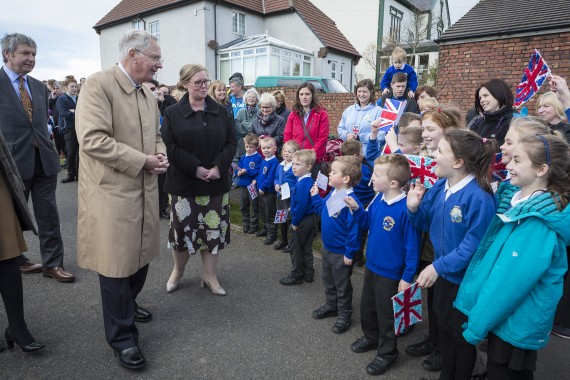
[376,99,406,132]
[274,209,289,224]
[405,155,437,189]
[247,183,258,199]
[514,50,551,109]
[392,282,423,336]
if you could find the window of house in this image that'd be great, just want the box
[437,20,444,38]
[132,19,143,30]
[389,7,403,43]
[340,63,344,83]
[331,61,337,79]
[149,21,160,40]
[232,12,246,36]
[417,54,430,82]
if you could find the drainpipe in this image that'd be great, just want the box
[137,14,146,30]
[214,1,218,78]
[375,1,385,86]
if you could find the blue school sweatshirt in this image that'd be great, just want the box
[236,152,263,187]
[256,156,279,193]
[311,189,362,259]
[354,192,421,283]
[274,161,296,190]
[408,177,497,285]
[290,174,315,226]
[380,63,418,92]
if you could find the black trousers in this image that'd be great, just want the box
[360,269,399,360]
[322,249,353,318]
[259,192,277,239]
[238,186,259,230]
[98,264,149,351]
[19,148,64,269]
[289,214,316,279]
[64,129,79,178]
[554,248,570,327]
[158,173,168,213]
[53,127,66,156]
[0,257,34,345]
[433,277,476,380]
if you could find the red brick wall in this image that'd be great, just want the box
[257,87,357,136]
[436,31,570,113]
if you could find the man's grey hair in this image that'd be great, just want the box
[1,33,37,63]
[118,29,157,61]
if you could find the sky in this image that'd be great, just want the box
[1,0,479,82]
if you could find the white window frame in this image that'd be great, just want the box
[330,61,338,79]
[232,11,246,36]
[149,21,160,40]
[389,6,403,43]
[132,19,143,30]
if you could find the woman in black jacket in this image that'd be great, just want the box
[467,78,514,146]
[162,64,237,296]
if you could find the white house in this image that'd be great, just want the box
[94,0,361,89]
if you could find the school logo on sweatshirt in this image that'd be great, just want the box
[450,206,463,223]
[263,167,267,174]
[383,216,395,231]
[249,162,256,169]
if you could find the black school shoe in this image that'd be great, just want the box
[366,352,398,376]
[350,336,378,353]
[405,335,433,357]
[255,230,267,237]
[279,274,303,286]
[263,237,276,245]
[422,349,441,372]
[331,316,351,334]
[312,304,338,319]
[273,240,288,250]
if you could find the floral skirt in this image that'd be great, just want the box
[168,192,230,254]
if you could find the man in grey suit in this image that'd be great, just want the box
[0,33,74,282]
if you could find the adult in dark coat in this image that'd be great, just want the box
[0,32,74,281]
[467,78,514,146]
[56,77,79,183]
[0,128,44,353]
[251,92,286,148]
[377,73,420,114]
[272,89,291,123]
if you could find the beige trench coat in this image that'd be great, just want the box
[75,65,166,278]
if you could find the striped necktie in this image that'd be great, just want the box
[19,76,33,123]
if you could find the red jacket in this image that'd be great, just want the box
[284,107,329,162]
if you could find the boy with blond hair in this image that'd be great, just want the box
[254,136,280,244]
[280,149,317,286]
[236,133,263,233]
[310,156,363,334]
[380,47,418,98]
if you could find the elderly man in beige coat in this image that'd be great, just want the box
[75,30,168,370]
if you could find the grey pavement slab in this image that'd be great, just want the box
[0,173,568,379]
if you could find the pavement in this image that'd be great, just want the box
[1,172,569,379]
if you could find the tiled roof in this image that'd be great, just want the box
[94,0,360,58]
[438,0,570,43]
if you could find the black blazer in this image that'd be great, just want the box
[162,93,237,197]
[56,93,78,131]
[0,67,60,179]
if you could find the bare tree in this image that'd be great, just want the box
[361,42,378,73]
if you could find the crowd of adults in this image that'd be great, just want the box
[1,28,570,375]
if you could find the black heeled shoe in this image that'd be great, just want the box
[4,328,45,353]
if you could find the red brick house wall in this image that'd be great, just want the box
[436,32,570,114]
[256,87,358,136]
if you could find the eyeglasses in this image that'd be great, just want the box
[189,80,211,88]
[134,49,164,64]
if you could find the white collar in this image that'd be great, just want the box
[298,173,312,181]
[245,151,258,157]
[265,155,276,161]
[381,191,406,205]
[331,187,353,196]
[117,63,139,88]
[281,161,292,169]
[444,174,475,200]
[510,189,545,207]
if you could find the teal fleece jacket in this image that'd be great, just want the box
[455,182,570,350]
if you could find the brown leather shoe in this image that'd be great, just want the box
[20,261,43,274]
[42,267,75,282]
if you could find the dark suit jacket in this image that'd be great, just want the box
[56,93,78,132]
[0,67,60,179]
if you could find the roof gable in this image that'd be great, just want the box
[94,0,359,58]
[438,0,570,43]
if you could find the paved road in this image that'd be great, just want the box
[1,173,568,379]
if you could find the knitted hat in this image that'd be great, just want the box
[228,72,244,88]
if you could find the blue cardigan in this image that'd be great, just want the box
[311,189,362,259]
[236,152,263,187]
[408,178,497,284]
[456,183,570,350]
[290,176,315,226]
[256,156,279,193]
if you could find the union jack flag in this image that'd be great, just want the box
[247,183,258,199]
[392,282,423,336]
[376,99,407,132]
[491,153,510,182]
[274,209,289,224]
[514,50,551,109]
[405,154,437,189]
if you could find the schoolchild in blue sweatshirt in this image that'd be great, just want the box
[340,139,374,267]
[236,134,263,233]
[273,140,300,251]
[407,130,498,380]
[310,156,363,335]
[254,136,280,245]
[345,154,421,377]
[279,149,316,286]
